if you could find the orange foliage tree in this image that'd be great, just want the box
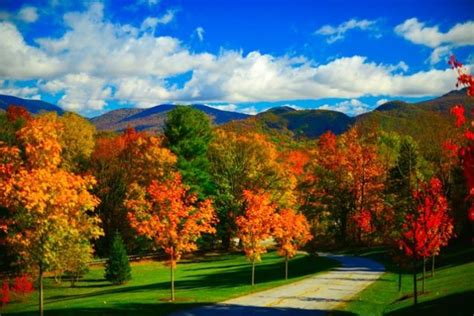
[343,129,385,241]
[91,128,176,254]
[236,190,276,286]
[126,173,216,301]
[301,129,386,244]
[273,209,312,279]
[0,114,102,316]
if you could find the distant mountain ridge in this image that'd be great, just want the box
[90,103,250,132]
[1,88,472,138]
[0,94,64,115]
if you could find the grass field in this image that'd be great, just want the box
[3,251,338,315]
[336,245,474,316]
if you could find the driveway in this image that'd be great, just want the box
[170,253,384,315]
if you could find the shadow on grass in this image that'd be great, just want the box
[42,255,336,305]
[185,263,246,271]
[5,302,358,316]
[386,290,474,316]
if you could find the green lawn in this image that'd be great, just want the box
[336,246,474,316]
[3,251,338,315]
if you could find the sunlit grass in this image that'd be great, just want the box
[4,251,338,315]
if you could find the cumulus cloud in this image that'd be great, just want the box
[318,99,372,116]
[0,4,463,113]
[42,73,112,111]
[376,98,389,106]
[0,22,61,79]
[0,80,40,99]
[315,19,377,43]
[395,18,474,64]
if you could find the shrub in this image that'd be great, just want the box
[0,279,10,307]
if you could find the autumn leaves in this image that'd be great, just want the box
[126,174,217,301]
[0,113,102,315]
[236,191,312,286]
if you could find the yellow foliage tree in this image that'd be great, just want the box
[0,115,102,316]
[58,112,96,171]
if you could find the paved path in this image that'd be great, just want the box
[170,253,384,316]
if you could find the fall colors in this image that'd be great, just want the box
[0,57,473,315]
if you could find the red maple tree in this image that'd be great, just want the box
[447,55,474,222]
[399,177,453,303]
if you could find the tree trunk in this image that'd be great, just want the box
[170,253,175,301]
[422,257,426,294]
[285,256,289,280]
[251,260,255,286]
[413,258,418,306]
[398,263,402,292]
[222,232,232,251]
[39,265,44,316]
[431,254,435,277]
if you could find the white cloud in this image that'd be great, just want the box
[18,6,39,23]
[42,73,112,112]
[395,18,474,48]
[395,18,474,64]
[0,81,40,99]
[0,22,62,79]
[0,6,39,23]
[141,10,175,32]
[318,99,372,116]
[195,26,205,41]
[315,19,377,43]
[239,106,259,115]
[205,103,238,112]
[376,98,388,106]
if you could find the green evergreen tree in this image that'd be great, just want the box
[104,233,131,285]
[164,106,214,198]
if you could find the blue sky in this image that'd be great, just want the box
[0,0,473,117]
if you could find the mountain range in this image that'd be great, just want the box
[0,88,472,138]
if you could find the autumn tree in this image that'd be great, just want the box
[58,112,96,172]
[0,105,31,147]
[0,114,103,316]
[343,129,385,242]
[447,55,474,223]
[209,130,294,248]
[164,106,214,197]
[236,190,276,286]
[91,128,176,255]
[299,131,350,244]
[273,209,312,279]
[126,173,216,301]
[301,129,385,245]
[56,237,94,287]
[399,178,453,305]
